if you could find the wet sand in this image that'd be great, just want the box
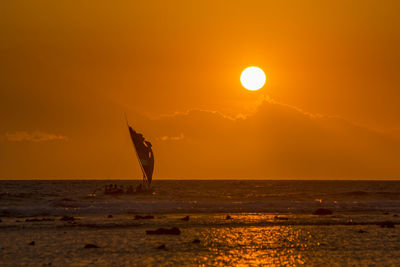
[1,213,400,266]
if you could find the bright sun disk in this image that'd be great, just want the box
[240,67,266,91]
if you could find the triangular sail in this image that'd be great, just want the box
[128,126,154,185]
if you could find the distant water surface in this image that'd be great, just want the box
[1,180,400,216]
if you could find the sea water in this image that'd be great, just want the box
[0,180,400,266]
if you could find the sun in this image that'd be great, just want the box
[240,67,266,91]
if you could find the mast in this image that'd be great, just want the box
[125,114,148,188]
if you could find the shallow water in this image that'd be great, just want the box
[1,180,400,266]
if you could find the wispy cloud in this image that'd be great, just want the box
[3,131,68,142]
[152,97,323,122]
[156,109,238,121]
[158,133,185,141]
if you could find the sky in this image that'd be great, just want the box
[1,0,400,179]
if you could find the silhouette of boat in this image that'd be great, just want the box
[126,120,154,193]
[104,117,154,195]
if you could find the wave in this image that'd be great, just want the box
[0,192,34,199]
[2,216,399,230]
[2,199,400,217]
[62,220,400,229]
[336,191,400,199]
[342,191,369,196]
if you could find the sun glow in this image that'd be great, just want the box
[240,67,266,91]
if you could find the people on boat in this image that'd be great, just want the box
[136,183,143,193]
[105,184,125,194]
[105,183,148,194]
[105,184,114,194]
[126,185,134,194]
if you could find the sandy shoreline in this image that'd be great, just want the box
[1,212,400,266]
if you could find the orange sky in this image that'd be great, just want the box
[1,1,400,179]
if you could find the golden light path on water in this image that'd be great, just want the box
[200,227,305,266]
[195,215,311,266]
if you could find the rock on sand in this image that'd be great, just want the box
[379,221,395,228]
[157,244,166,249]
[312,209,333,215]
[146,227,181,235]
[84,244,99,249]
[181,216,190,221]
[60,216,75,221]
[135,215,154,220]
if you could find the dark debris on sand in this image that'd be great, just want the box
[26,218,54,222]
[358,230,368,233]
[274,216,289,220]
[146,227,181,235]
[157,244,166,249]
[60,216,75,221]
[135,215,154,220]
[192,239,201,244]
[312,208,333,215]
[225,215,232,220]
[28,241,35,246]
[379,221,395,228]
[181,216,190,221]
[107,215,113,218]
[0,211,11,217]
[84,244,99,249]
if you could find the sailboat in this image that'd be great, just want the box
[126,122,154,192]
[104,119,154,195]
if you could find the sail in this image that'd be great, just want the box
[128,126,154,184]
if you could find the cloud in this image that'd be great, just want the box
[158,133,185,141]
[2,99,398,179]
[134,99,400,179]
[156,109,238,121]
[3,131,68,142]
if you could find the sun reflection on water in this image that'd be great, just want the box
[196,223,313,266]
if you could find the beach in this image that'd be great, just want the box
[1,180,400,266]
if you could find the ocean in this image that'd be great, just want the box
[1,180,400,266]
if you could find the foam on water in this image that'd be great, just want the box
[1,180,400,216]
